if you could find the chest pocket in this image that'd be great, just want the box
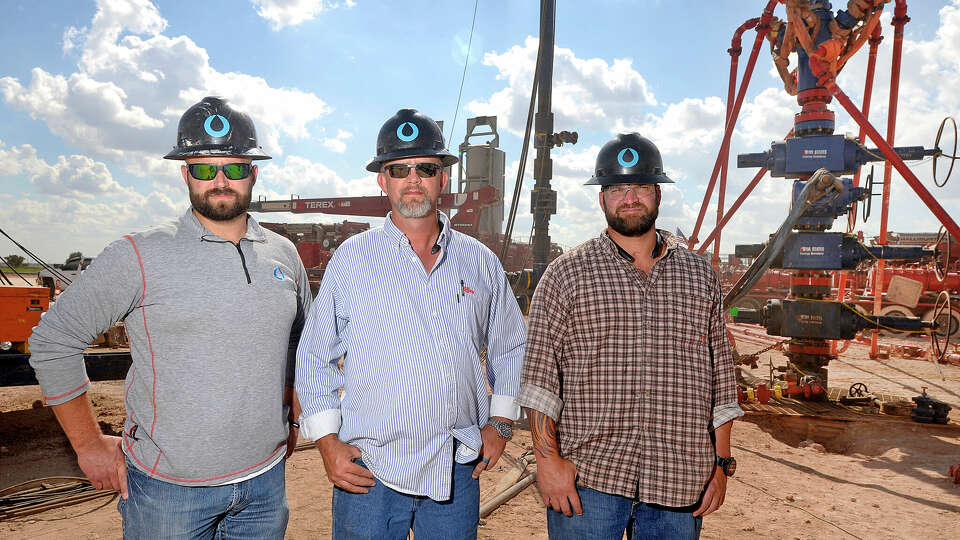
[454,279,490,357]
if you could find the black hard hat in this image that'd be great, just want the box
[365,109,458,172]
[585,133,673,185]
[164,96,271,161]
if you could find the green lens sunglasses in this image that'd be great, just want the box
[188,163,252,181]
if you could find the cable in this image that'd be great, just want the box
[730,476,866,540]
[0,477,116,521]
[0,227,72,284]
[500,37,543,262]
[0,255,29,284]
[446,0,480,145]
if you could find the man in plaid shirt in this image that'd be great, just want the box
[516,133,743,539]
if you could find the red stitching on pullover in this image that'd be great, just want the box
[124,235,162,474]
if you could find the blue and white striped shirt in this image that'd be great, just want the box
[295,211,526,501]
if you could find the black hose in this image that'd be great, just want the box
[724,170,833,310]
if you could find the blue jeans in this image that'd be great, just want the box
[118,458,288,539]
[546,485,702,540]
[332,459,479,540]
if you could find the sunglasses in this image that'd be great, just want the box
[382,163,443,179]
[187,163,252,181]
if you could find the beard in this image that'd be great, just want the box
[396,189,433,218]
[190,185,251,221]
[605,201,658,237]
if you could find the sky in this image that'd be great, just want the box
[1,0,958,264]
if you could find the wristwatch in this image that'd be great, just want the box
[715,456,737,477]
[486,418,513,439]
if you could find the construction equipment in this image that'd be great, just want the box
[689,1,958,392]
[0,286,49,354]
[249,115,564,299]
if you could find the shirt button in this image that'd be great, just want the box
[433,311,438,318]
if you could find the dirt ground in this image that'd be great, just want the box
[2,337,959,540]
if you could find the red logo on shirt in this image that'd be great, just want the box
[463,286,475,295]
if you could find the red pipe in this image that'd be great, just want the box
[871,1,909,358]
[696,128,794,256]
[713,17,762,270]
[846,22,884,233]
[808,73,960,253]
[689,3,777,249]
[833,23,883,355]
[696,167,768,256]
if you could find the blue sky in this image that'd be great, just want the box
[1,0,957,263]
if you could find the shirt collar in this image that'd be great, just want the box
[600,228,682,263]
[382,210,452,252]
[181,207,266,242]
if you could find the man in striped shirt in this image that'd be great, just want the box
[516,133,743,540]
[295,109,526,539]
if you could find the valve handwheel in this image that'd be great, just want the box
[931,291,952,364]
[933,226,952,282]
[932,116,957,188]
[848,382,869,397]
[861,166,876,224]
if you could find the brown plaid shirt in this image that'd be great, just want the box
[516,230,742,506]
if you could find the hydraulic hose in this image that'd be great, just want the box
[724,169,839,310]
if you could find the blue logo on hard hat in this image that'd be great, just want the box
[273,266,285,281]
[617,148,639,168]
[397,122,419,142]
[204,114,230,137]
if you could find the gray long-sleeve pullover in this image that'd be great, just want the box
[29,209,312,486]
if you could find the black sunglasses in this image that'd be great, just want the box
[187,163,252,181]
[382,163,443,179]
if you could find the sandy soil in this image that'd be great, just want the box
[2,338,959,539]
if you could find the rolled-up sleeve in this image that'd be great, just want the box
[484,268,526,421]
[295,264,348,441]
[708,276,744,430]
[515,262,568,421]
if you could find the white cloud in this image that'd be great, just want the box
[321,129,354,154]
[0,0,331,176]
[639,97,727,154]
[0,142,144,201]
[0,142,181,262]
[467,36,657,136]
[251,0,356,30]
[62,26,87,54]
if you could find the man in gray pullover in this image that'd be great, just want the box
[28,96,311,539]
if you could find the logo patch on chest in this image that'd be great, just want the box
[273,266,286,280]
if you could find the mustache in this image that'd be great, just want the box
[205,187,238,197]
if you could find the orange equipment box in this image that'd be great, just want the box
[0,286,50,351]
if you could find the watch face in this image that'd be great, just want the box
[725,458,737,477]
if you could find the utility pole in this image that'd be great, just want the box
[531,0,558,280]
